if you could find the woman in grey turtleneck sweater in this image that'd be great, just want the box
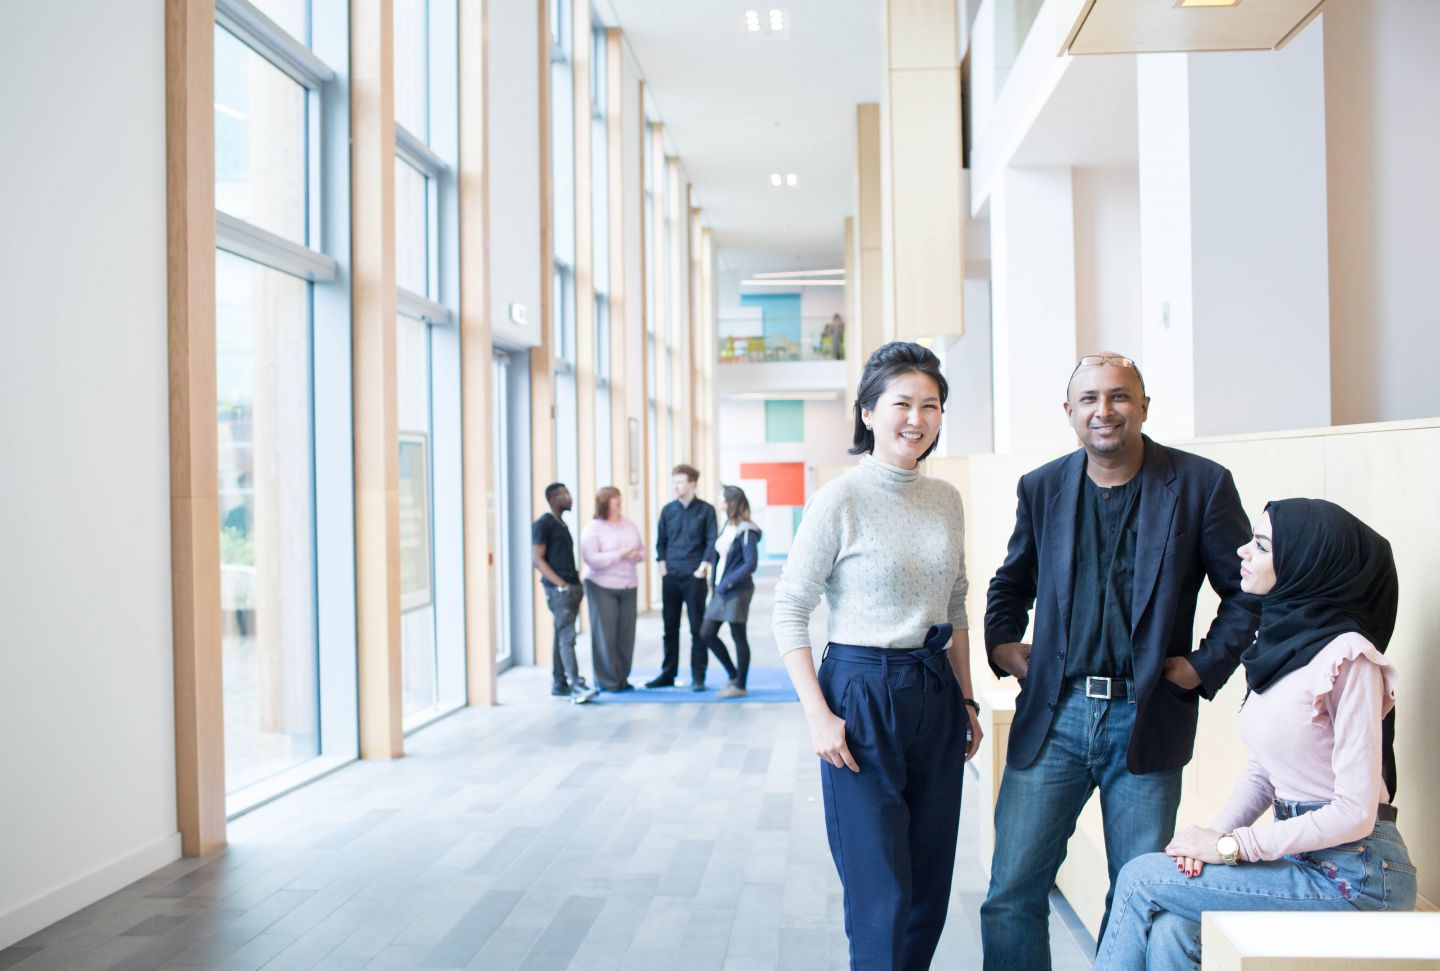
[776,341,982,970]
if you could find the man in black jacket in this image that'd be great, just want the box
[648,464,717,690]
[979,354,1260,970]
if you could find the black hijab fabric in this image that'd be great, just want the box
[1240,498,1400,798]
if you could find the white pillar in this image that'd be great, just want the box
[991,166,1078,454]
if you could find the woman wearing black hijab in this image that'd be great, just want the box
[1094,498,1416,970]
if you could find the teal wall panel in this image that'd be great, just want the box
[765,400,805,442]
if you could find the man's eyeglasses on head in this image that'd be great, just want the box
[1075,355,1137,370]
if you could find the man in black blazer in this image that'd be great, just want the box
[979,354,1260,970]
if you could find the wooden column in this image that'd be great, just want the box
[572,1,596,567]
[883,0,966,341]
[606,29,628,506]
[843,215,857,395]
[637,96,655,610]
[666,160,686,469]
[351,0,403,759]
[531,0,557,667]
[854,103,885,389]
[459,0,498,706]
[165,0,227,856]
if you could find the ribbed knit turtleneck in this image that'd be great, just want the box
[772,454,968,654]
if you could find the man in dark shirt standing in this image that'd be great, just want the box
[532,483,595,703]
[648,464,718,690]
[980,354,1260,969]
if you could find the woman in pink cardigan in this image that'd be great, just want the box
[1094,498,1416,970]
[581,486,646,693]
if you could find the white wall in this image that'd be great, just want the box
[990,166,1079,453]
[1188,26,1331,437]
[718,396,855,555]
[488,0,543,349]
[941,279,995,456]
[1324,0,1440,425]
[0,1,181,946]
[1073,166,1141,358]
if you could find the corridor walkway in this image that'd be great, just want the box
[3,568,1092,970]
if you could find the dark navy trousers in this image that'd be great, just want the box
[818,624,967,971]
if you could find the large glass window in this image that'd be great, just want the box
[395,158,429,296]
[393,0,459,727]
[393,0,428,139]
[214,25,307,245]
[216,252,318,793]
[214,0,341,808]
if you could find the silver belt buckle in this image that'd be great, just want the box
[1085,676,1112,700]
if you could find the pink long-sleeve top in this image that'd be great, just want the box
[1211,632,1398,863]
[581,516,643,590]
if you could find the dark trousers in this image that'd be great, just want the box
[660,572,708,681]
[585,581,637,691]
[818,626,966,971]
[700,620,750,688]
[543,583,583,688]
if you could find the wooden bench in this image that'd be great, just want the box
[1202,911,1440,969]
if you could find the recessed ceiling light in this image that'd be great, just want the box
[744,9,761,31]
[1175,0,1241,6]
[769,173,782,187]
[768,8,786,31]
[785,173,798,186]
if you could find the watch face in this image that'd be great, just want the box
[1218,835,1239,858]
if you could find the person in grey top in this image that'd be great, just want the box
[775,341,983,970]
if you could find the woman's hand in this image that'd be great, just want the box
[1166,825,1224,876]
[809,709,859,773]
[964,706,984,761]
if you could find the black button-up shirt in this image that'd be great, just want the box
[1065,474,1141,679]
[656,498,718,575]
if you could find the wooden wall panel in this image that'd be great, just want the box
[459,0,498,706]
[572,1,596,569]
[351,0,403,758]
[531,0,557,666]
[165,0,227,855]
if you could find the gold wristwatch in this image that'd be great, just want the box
[1216,833,1240,866]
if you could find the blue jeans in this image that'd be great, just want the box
[981,681,1182,970]
[1094,803,1418,970]
[818,626,967,971]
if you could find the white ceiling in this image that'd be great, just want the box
[600,0,884,273]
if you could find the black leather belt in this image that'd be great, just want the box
[1378,803,1399,823]
[1075,675,1132,701]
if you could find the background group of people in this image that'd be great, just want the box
[773,341,1417,970]
[530,465,763,703]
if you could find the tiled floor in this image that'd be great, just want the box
[3,566,1092,970]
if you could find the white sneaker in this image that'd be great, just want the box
[571,685,599,704]
[716,684,747,699]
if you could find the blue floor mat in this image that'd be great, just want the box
[589,666,798,704]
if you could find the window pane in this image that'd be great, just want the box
[215,26,308,245]
[395,158,428,295]
[250,0,309,44]
[397,311,436,717]
[216,250,317,794]
[394,0,428,140]
[595,296,609,380]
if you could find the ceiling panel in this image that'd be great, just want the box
[1065,0,1325,55]
[603,0,883,272]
